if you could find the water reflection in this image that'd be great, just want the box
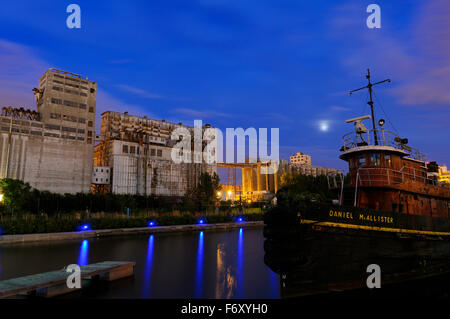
[215,242,236,298]
[195,231,204,298]
[143,235,154,298]
[77,240,89,266]
[237,228,243,298]
[1,228,278,298]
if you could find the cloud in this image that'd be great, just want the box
[172,107,232,119]
[333,0,450,107]
[0,39,49,108]
[115,84,191,101]
[329,105,351,112]
[115,84,166,99]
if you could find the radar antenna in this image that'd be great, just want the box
[349,69,390,145]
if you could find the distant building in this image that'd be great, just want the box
[289,152,311,166]
[0,68,96,193]
[288,164,340,177]
[439,165,450,184]
[288,151,338,177]
[94,111,216,196]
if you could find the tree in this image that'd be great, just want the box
[186,172,221,211]
[0,178,32,215]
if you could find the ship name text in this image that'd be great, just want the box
[329,210,394,224]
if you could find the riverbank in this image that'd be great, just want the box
[0,221,264,245]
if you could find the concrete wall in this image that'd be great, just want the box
[0,131,92,193]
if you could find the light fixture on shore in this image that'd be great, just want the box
[147,220,156,227]
[0,194,3,202]
[198,218,206,225]
[78,224,91,231]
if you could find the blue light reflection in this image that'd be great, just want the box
[195,231,204,298]
[237,227,244,298]
[143,234,154,298]
[77,239,89,266]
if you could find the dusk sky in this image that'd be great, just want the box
[0,0,449,172]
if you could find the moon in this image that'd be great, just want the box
[318,120,330,132]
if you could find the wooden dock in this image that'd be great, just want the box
[0,261,135,298]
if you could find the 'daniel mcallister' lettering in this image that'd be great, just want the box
[329,210,393,224]
[329,210,353,220]
[359,214,393,224]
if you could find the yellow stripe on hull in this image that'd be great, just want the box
[301,219,450,237]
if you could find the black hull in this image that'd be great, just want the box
[263,203,450,298]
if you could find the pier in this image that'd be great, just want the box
[0,261,135,298]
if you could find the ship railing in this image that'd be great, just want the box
[355,167,438,187]
[342,129,426,161]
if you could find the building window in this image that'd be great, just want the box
[64,100,78,107]
[51,98,62,105]
[89,107,94,113]
[151,149,156,156]
[87,131,92,137]
[123,145,128,153]
[371,153,381,166]
[88,121,93,127]
[357,155,366,167]
[385,154,392,167]
[130,146,135,154]
[157,149,162,157]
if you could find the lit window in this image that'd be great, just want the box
[371,153,381,166]
[357,155,366,167]
[385,154,391,167]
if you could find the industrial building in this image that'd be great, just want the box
[94,111,216,196]
[0,68,96,194]
[219,156,341,201]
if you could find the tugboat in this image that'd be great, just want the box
[264,70,450,297]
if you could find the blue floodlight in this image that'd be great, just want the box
[198,218,206,225]
[78,224,91,231]
[148,220,156,227]
[237,217,244,223]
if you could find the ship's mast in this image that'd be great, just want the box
[349,69,390,145]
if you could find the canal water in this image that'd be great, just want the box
[0,227,280,298]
